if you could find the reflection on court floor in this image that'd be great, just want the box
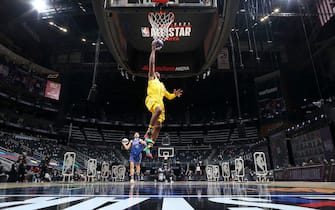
[0,182,334,209]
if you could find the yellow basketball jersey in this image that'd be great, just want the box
[147,78,166,101]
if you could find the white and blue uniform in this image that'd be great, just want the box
[129,138,145,163]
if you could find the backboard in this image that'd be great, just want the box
[158,147,174,158]
[97,0,239,78]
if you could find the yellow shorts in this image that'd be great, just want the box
[145,96,165,122]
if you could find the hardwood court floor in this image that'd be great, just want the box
[0,181,334,209]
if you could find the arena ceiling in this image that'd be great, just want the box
[0,0,238,78]
[0,0,334,78]
[0,0,99,67]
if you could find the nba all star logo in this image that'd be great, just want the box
[141,22,192,41]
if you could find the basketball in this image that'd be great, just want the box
[153,39,164,50]
[121,138,129,144]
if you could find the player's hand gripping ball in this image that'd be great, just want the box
[121,138,129,144]
[121,138,129,150]
[152,39,164,50]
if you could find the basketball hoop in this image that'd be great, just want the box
[148,11,174,41]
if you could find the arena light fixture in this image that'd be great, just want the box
[48,21,68,33]
[273,8,280,13]
[260,15,269,22]
[60,27,68,33]
[79,5,87,13]
[81,38,87,42]
[206,69,211,76]
[32,0,48,13]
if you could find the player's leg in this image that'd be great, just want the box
[144,105,164,158]
[135,163,141,181]
[148,106,164,146]
[151,121,162,142]
[144,99,161,158]
[143,120,162,158]
[129,158,135,183]
[145,106,162,139]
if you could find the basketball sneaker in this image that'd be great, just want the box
[146,152,153,159]
[143,147,153,159]
[135,173,140,181]
[130,175,135,183]
[143,138,154,159]
[145,138,154,144]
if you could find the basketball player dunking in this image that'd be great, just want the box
[143,40,183,158]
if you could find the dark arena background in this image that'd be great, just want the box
[0,0,335,209]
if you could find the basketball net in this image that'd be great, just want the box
[148,11,174,41]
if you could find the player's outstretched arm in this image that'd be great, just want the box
[148,42,156,80]
[173,89,183,97]
[164,89,183,100]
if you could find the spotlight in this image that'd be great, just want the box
[92,42,96,46]
[49,21,54,25]
[32,0,48,13]
[260,16,269,22]
[81,38,86,42]
[312,100,323,108]
[273,8,280,13]
[60,28,68,33]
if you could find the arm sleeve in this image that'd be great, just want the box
[164,91,176,100]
